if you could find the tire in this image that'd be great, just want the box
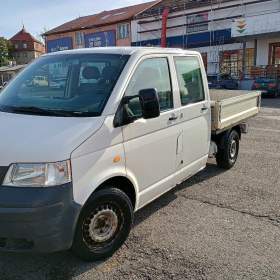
[216,129,240,170]
[72,188,134,261]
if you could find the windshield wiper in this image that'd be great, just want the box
[0,105,99,117]
[5,106,74,117]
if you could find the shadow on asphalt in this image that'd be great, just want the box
[134,162,225,228]
[0,162,225,280]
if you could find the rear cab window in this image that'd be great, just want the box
[174,56,205,106]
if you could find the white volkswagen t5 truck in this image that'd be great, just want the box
[0,47,260,261]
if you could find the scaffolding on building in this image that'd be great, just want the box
[136,0,277,79]
[137,0,233,19]
[136,0,243,49]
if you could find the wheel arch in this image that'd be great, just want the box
[232,125,241,140]
[215,125,242,148]
[85,176,138,210]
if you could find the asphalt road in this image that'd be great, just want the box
[0,98,280,280]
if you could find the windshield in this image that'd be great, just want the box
[0,53,129,117]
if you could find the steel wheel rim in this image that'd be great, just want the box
[83,205,119,247]
[90,208,118,243]
[230,139,237,158]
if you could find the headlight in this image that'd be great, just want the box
[3,160,72,187]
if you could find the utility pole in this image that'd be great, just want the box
[241,0,247,80]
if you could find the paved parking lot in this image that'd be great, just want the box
[0,98,279,280]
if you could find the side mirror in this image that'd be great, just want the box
[113,88,160,128]
[139,88,160,119]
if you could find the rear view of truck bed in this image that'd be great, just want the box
[210,90,261,133]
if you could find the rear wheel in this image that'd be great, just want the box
[72,188,133,261]
[216,129,240,169]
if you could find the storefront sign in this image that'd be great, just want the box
[232,13,280,37]
[47,37,73,53]
[84,31,116,48]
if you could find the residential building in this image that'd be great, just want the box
[0,64,26,86]
[44,0,280,88]
[10,26,45,65]
[44,1,159,52]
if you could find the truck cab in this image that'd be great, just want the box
[0,47,259,261]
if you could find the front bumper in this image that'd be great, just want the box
[0,183,80,253]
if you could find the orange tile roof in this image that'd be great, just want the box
[10,27,43,44]
[44,1,160,36]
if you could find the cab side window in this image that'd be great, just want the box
[174,56,205,105]
[124,57,173,118]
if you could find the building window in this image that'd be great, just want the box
[245,49,255,69]
[117,23,130,39]
[269,43,280,65]
[75,31,85,48]
[186,12,208,34]
[220,50,241,79]
[14,44,18,49]
[23,43,27,49]
[220,49,254,79]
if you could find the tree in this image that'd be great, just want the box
[36,27,49,45]
[0,37,10,66]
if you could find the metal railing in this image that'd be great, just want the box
[243,65,280,80]
[219,64,280,80]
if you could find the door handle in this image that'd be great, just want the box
[169,115,178,121]
[201,106,209,113]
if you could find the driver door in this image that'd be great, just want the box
[121,56,180,208]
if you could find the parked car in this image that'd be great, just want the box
[32,75,48,87]
[207,74,239,90]
[49,79,65,89]
[252,78,280,97]
[0,47,260,261]
[219,74,239,90]
[207,74,221,89]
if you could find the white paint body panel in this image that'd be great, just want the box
[0,111,104,165]
[0,47,218,211]
[209,90,261,131]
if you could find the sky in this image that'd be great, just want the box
[0,0,152,40]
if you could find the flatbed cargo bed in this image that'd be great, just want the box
[210,89,261,133]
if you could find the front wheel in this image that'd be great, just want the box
[72,188,133,261]
[216,129,240,169]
